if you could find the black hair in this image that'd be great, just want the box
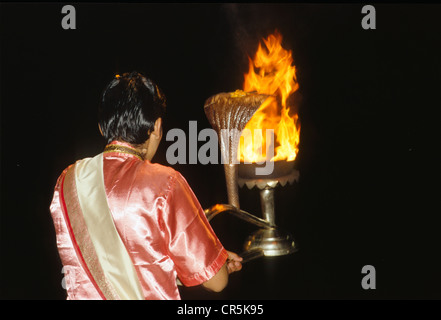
[98,71,166,144]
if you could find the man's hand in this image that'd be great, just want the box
[226,251,243,274]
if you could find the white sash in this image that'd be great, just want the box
[74,153,144,300]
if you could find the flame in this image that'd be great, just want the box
[238,31,300,163]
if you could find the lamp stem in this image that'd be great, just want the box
[260,187,276,227]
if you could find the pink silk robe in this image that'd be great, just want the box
[50,141,228,300]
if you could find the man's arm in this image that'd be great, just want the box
[202,263,228,292]
[202,251,243,292]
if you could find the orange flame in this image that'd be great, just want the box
[238,31,300,163]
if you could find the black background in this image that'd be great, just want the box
[1,3,440,299]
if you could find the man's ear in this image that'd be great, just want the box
[152,118,162,139]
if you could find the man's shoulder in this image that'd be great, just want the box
[53,163,75,187]
[139,161,178,177]
[136,161,183,188]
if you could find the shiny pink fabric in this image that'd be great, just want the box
[50,141,228,300]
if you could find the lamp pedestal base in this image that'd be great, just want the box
[244,228,297,257]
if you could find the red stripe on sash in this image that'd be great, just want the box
[59,171,107,300]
